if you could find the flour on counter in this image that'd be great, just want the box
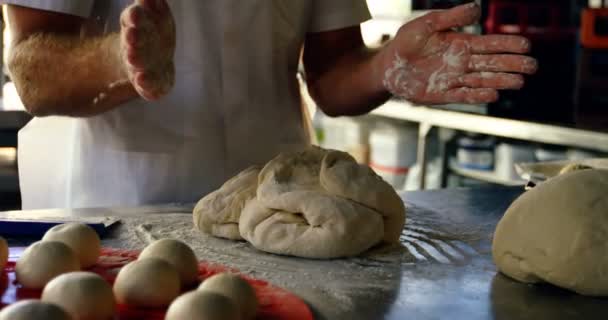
[102,204,489,320]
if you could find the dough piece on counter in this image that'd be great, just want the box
[559,163,593,175]
[0,300,72,320]
[16,241,80,289]
[198,273,258,320]
[42,223,101,268]
[493,169,608,296]
[113,258,180,307]
[240,146,404,259]
[193,166,261,240]
[0,236,8,270]
[41,272,115,320]
[319,151,406,242]
[138,238,199,287]
[240,196,384,259]
[165,291,239,320]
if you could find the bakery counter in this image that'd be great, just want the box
[1,187,607,319]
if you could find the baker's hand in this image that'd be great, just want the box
[381,3,537,105]
[119,0,176,101]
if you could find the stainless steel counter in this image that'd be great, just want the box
[3,187,608,320]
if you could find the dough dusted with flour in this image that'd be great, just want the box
[138,238,199,287]
[42,223,101,268]
[41,272,115,320]
[193,166,261,240]
[165,291,239,320]
[240,147,405,259]
[493,169,608,296]
[198,273,258,320]
[319,151,406,242]
[0,300,71,320]
[113,258,180,307]
[16,241,80,289]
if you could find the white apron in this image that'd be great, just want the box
[10,0,370,209]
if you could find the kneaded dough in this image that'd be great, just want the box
[42,223,101,268]
[138,238,199,287]
[41,272,115,320]
[0,236,8,270]
[239,147,405,259]
[319,150,406,242]
[493,169,608,296]
[165,291,239,320]
[16,241,80,289]
[193,166,261,240]
[0,300,71,320]
[113,258,180,307]
[198,273,258,320]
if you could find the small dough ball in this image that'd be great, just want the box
[42,223,101,268]
[559,163,592,175]
[493,169,608,296]
[165,291,239,320]
[198,273,258,320]
[0,300,72,320]
[0,236,8,270]
[16,241,80,289]
[138,239,199,287]
[42,272,115,320]
[113,258,180,307]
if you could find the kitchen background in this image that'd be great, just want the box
[0,0,607,210]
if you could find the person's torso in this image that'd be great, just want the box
[19,1,313,208]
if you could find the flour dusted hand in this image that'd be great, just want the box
[493,169,608,296]
[381,3,537,105]
[120,0,176,101]
[239,147,406,259]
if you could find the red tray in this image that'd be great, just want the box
[0,247,313,320]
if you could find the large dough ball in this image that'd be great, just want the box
[41,272,115,320]
[0,300,72,320]
[42,223,101,268]
[319,150,406,242]
[138,239,199,287]
[16,241,80,289]
[239,147,405,259]
[165,291,239,320]
[198,273,258,320]
[113,258,180,307]
[193,166,261,240]
[493,169,608,296]
[0,236,8,270]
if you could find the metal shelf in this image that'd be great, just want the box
[372,100,608,189]
[373,100,608,153]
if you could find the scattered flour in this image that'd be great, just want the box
[99,203,489,319]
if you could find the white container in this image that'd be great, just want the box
[495,143,536,182]
[321,116,370,164]
[369,122,418,189]
[456,135,495,171]
[535,147,567,162]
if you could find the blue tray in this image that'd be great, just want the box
[0,218,119,238]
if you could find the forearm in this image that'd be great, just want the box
[7,32,137,117]
[306,47,391,117]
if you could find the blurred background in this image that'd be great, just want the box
[308,0,608,192]
[0,0,608,209]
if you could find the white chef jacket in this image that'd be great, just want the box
[3,0,371,209]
